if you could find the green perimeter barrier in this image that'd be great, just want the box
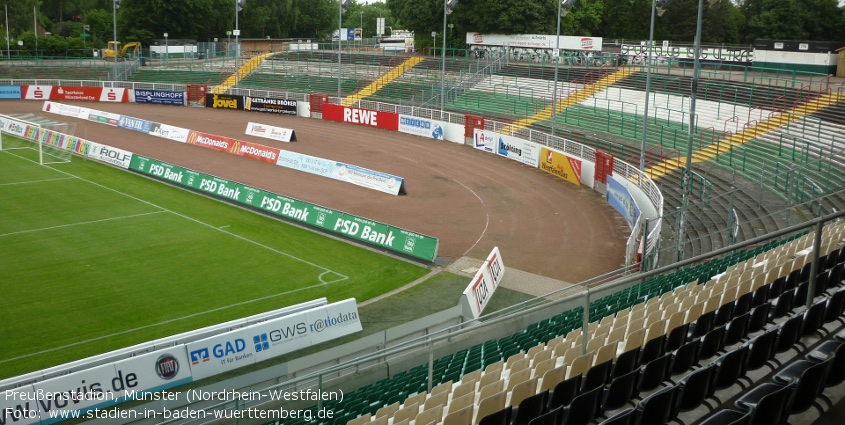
[129,154,439,262]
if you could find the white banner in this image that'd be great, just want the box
[460,247,506,319]
[0,347,193,424]
[186,299,361,380]
[245,122,296,142]
[42,101,90,120]
[472,129,540,167]
[333,163,404,196]
[466,33,602,51]
[398,115,445,140]
[149,122,190,143]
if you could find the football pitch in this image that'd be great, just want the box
[0,142,429,380]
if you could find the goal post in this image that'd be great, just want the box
[0,114,74,165]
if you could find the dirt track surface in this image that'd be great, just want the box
[1,100,629,284]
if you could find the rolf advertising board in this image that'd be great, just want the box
[460,247,506,319]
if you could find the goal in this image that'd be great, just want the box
[0,114,75,165]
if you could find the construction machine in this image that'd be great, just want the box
[102,41,141,59]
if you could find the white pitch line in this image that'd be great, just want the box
[33,162,349,282]
[0,177,76,187]
[0,211,167,238]
[0,281,333,365]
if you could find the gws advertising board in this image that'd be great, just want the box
[129,155,438,261]
[472,129,541,167]
[539,147,583,186]
[246,122,297,142]
[133,89,185,106]
[0,347,192,425]
[460,247,506,319]
[398,115,445,140]
[185,299,362,380]
[606,175,641,229]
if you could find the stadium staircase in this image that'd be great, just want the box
[502,67,634,133]
[342,56,425,106]
[644,93,840,179]
[210,51,276,94]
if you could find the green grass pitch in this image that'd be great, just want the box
[0,142,429,379]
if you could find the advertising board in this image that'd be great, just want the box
[472,129,540,167]
[0,85,21,99]
[244,96,297,115]
[606,175,641,229]
[129,155,438,261]
[23,86,128,102]
[322,104,399,131]
[398,115,445,140]
[460,247,505,319]
[133,89,185,106]
[466,33,602,51]
[204,93,243,111]
[539,147,583,186]
[245,122,296,142]
[185,299,362,380]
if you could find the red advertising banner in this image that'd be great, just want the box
[186,130,280,164]
[322,104,399,131]
[21,85,128,102]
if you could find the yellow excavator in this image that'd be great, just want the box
[102,41,141,59]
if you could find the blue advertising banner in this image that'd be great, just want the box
[117,115,154,134]
[0,85,22,99]
[606,175,641,229]
[134,89,185,106]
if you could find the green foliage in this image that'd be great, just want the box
[3,0,844,54]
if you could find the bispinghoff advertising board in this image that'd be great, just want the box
[129,155,438,261]
[133,89,185,106]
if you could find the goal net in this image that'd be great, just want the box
[0,114,75,165]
